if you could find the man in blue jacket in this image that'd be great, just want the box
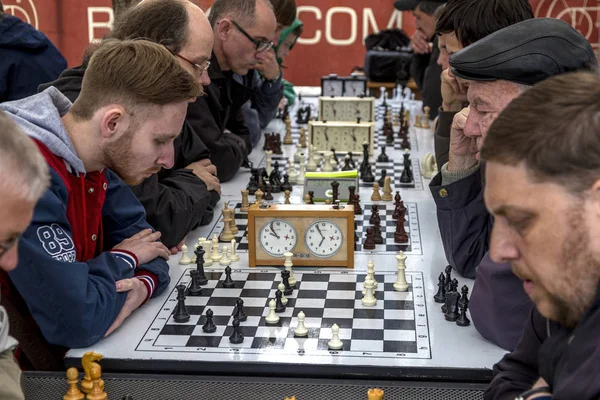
[0,2,66,102]
[0,38,201,370]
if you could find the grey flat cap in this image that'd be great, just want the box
[449,18,596,85]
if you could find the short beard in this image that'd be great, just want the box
[553,205,600,327]
[103,121,138,185]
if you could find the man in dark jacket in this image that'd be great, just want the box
[394,0,444,119]
[0,4,66,102]
[481,70,600,400]
[187,0,277,182]
[41,0,221,250]
[430,18,596,352]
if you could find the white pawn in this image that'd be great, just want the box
[327,324,343,350]
[297,161,306,184]
[265,299,280,324]
[265,150,273,176]
[287,158,298,184]
[219,246,231,266]
[210,235,222,261]
[283,252,296,287]
[362,278,377,306]
[306,145,317,172]
[367,259,378,289]
[294,311,308,337]
[394,251,409,292]
[278,283,288,305]
[178,244,192,265]
[200,238,213,266]
[230,239,240,262]
[322,153,333,172]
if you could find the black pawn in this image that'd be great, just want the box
[378,169,387,187]
[263,183,274,200]
[173,284,190,323]
[377,146,389,162]
[372,214,383,244]
[369,204,379,225]
[354,220,359,243]
[281,174,292,192]
[458,285,469,309]
[202,308,217,333]
[433,272,446,303]
[275,290,286,312]
[223,266,235,288]
[194,247,209,285]
[342,157,353,171]
[444,286,460,322]
[235,298,247,322]
[187,270,203,296]
[444,265,452,292]
[308,191,315,204]
[331,180,340,204]
[456,295,471,327]
[281,270,293,295]
[347,152,356,169]
[362,165,375,183]
[229,316,244,344]
[331,148,339,164]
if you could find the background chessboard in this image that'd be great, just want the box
[204,201,422,256]
[260,156,424,191]
[136,268,431,361]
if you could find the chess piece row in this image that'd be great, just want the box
[179,234,239,266]
[433,266,471,326]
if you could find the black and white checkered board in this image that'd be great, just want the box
[136,268,431,361]
[355,202,422,254]
[374,104,420,152]
[205,201,422,256]
[261,157,424,191]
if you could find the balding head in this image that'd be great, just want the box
[111,0,214,86]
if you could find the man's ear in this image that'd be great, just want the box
[99,107,127,139]
[216,19,232,42]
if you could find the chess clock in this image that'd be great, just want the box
[318,96,376,122]
[308,121,375,155]
[343,75,368,97]
[248,204,355,268]
[321,74,344,97]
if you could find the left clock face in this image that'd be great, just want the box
[259,219,298,257]
[305,220,344,258]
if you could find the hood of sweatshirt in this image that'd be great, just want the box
[0,87,85,174]
[0,15,51,52]
[275,18,303,65]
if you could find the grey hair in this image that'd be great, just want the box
[0,112,50,202]
[208,0,273,29]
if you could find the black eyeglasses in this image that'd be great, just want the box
[169,50,211,76]
[0,235,19,260]
[231,20,273,52]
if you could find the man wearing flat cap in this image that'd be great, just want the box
[394,0,445,118]
[428,18,596,398]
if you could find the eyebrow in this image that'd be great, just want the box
[491,205,535,217]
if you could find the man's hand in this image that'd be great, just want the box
[170,240,185,255]
[104,278,148,337]
[526,378,552,399]
[448,107,478,172]
[112,228,171,265]
[256,49,281,81]
[186,159,221,194]
[410,30,432,55]
[441,69,468,111]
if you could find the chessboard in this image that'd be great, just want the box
[205,201,423,256]
[136,267,431,362]
[260,156,424,191]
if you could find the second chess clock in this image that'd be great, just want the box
[248,204,355,268]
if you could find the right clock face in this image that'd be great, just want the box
[305,220,344,258]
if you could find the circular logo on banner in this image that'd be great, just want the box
[4,0,39,29]
[535,0,599,48]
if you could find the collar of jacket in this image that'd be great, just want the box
[208,52,228,81]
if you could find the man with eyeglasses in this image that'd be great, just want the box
[0,111,50,399]
[42,0,222,252]
[186,0,278,182]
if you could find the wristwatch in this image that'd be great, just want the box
[515,386,552,400]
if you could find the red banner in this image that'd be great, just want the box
[2,0,596,86]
